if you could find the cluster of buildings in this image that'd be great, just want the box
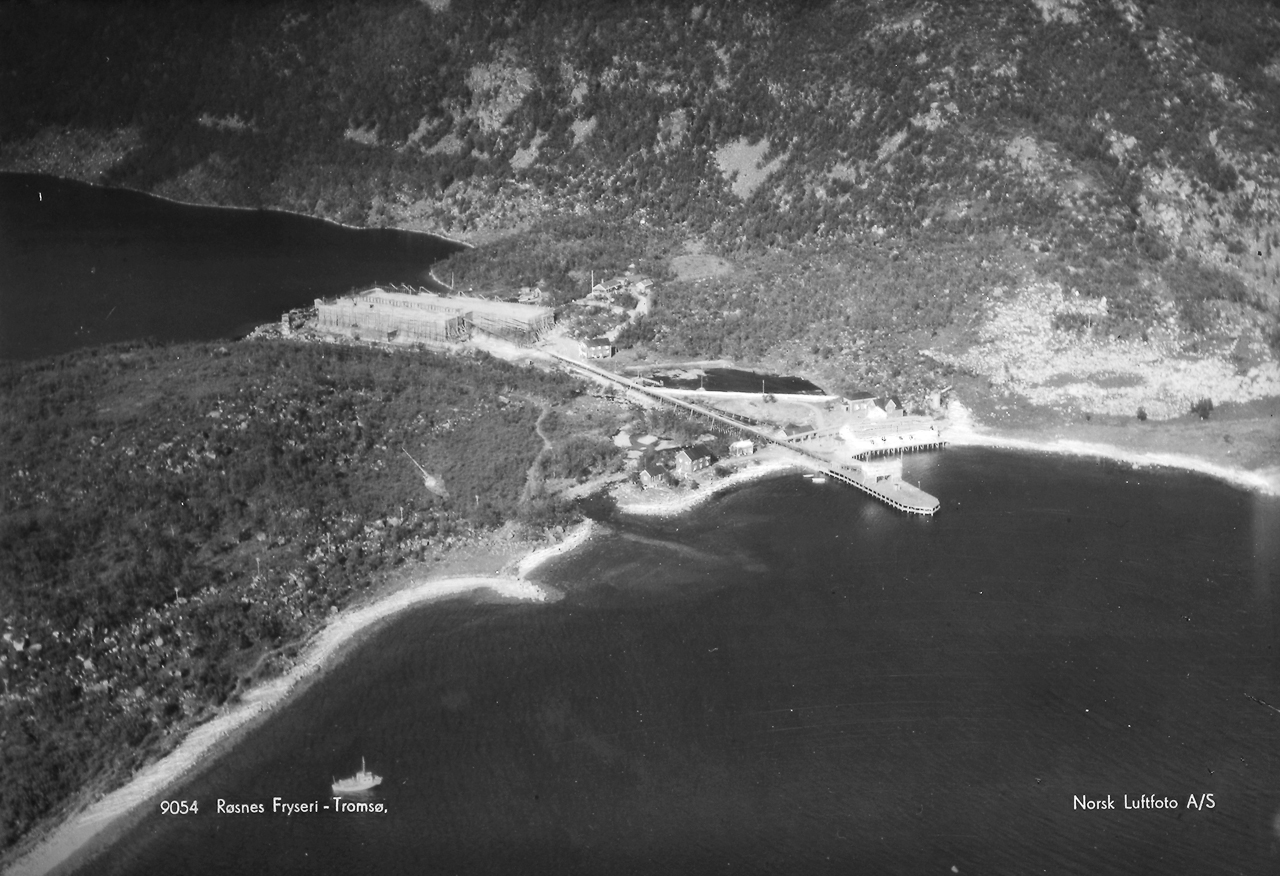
[832,391,906,419]
[614,430,754,490]
[573,267,656,360]
[314,285,555,347]
[587,270,655,300]
[771,392,943,461]
[639,444,713,489]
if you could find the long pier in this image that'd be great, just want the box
[824,466,941,515]
[549,353,942,515]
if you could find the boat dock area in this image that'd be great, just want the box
[549,353,943,515]
[781,416,944,460]
[825,466,941,515]
[839,416,946,459]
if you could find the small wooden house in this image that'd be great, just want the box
[674,444,713,476]
[842,392,877,415]
[639,461,672,489]
[873,396,904,417]
[579,337,614,359]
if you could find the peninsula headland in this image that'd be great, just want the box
[4,0,1280,869]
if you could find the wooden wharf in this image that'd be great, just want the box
[549,353,942,515]
[823,466,941,515]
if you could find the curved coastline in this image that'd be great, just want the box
[516,518,597,578]
[614,457,823,518]
[4,419,1273,874]
[611,407,1280,522]
[0,170,475,250]
[941,403,1280,496]
[4,521,595,876]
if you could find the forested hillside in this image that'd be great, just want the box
[5,0,1278,250]
[5,0,1278,409]
[0,340,588,852]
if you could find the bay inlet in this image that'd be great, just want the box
[5,172,1276,875]
[77,449,1280,875]
[0,173,462,361]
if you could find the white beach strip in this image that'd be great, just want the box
[616,457,820,518]
[941,404,1280,496]
[6,575,545,876]
[517,519,596,579]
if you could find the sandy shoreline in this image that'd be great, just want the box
[516,518,597,577]
[614,456,823,518]
[8,414,1276,874]
[940,402,1280,496]
[611,404,1279,521]
[4,522,594,876]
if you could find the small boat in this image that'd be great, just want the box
[332,757,382,794]
[811,476,827,484]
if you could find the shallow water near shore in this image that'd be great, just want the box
[79,448,1279,875]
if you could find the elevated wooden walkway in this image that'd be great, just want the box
[550,353,943,515]
[824,467,940,515]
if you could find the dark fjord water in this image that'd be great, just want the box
[0,173,462,360]
[648,367,827,395]
[84,449,1280,875]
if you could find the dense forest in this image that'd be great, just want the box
[4,0,1278,281]
[0,339,602,853]
[3,0,1279,389]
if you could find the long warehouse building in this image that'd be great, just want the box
[315,286,553,346]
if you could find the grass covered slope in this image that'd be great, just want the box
[0,339,584,853]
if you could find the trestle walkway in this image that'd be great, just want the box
[549,353,941,515]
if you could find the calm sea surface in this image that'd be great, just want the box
[84,449,1280,875]
[649,367,827,395]
[0,173,461,360]
[10,172,1276,874]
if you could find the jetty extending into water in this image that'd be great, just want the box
[824,465,941,515]
[550,353,943,515]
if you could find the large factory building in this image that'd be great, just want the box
[315,286,554,346]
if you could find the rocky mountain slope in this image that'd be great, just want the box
[3,0,1278,436]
